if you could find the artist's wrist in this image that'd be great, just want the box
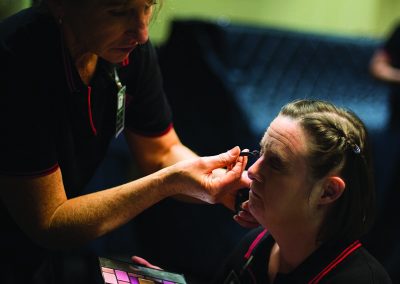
[160,163,192,197]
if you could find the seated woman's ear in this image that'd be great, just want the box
[319,177,345,205]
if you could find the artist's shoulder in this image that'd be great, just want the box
[0,7,59,60]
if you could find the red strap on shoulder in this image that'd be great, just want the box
[308,240,362,284]
[244,229,268,260]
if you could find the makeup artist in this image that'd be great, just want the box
[0,0,253,283]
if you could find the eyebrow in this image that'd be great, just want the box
[102,0,127,7]
[260,138,292,164]
[102,0,157,8]
[266,148,288,161]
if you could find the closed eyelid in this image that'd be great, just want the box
[146,0,158,5]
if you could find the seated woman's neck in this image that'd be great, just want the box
[268,227,321,283]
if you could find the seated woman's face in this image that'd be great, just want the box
[247,115,320,229]
[60,0,157,62]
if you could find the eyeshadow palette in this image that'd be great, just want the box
[99,257,187,284]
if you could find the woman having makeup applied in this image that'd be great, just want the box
[213,99,392,283]
[136,99,393,283]
[0,0,254,283]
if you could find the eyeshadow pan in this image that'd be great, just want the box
[102,267,115,274]
[116,270,130,281]
[103,271,118,284]
[139,278,155,284]
[129,276,140,284]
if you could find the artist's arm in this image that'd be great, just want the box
[370,49,400,83]
[124,128,251,209]
[124,127,198,174]
[0,147,245,249]
[124,128,258,226]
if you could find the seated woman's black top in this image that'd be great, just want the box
[213,227,392,284]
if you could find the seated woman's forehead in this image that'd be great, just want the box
[100,0,127,4]
[259,119,308,160]
[100,0,151,4]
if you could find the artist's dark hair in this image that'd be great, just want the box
[34,0,164,20]
[280,99,375,243]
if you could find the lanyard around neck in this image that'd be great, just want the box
[114,66,126,138]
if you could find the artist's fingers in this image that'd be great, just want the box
[131,256,162,270]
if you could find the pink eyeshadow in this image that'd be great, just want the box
[102,271,118,284]
[102,267,115,274]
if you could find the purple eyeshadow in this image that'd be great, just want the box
[115,270,130,281]
[129,276,139,284]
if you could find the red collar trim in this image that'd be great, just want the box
[308,240,362,284]
[121,57,130,66]
[244,229,268,260]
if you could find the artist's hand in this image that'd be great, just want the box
[234,200,260,228]
[171,146,248,209]
[209,166,251,210]
[131,256,162,270]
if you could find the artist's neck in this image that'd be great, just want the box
[63,25,98,85]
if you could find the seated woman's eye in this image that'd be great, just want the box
[267,156,284,171]
[108,9,127,16]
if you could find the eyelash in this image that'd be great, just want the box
[269,162,281,171]
[109,10,127,16]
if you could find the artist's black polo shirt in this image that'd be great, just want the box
[0,7,172,193]
[0,7,172,282]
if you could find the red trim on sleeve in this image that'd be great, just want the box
[308,240,362,284]
[127,123,174,138]
[0,163,60,178]
[244,229,268,260]
[87,86,97,136]
[153,122,173,137]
